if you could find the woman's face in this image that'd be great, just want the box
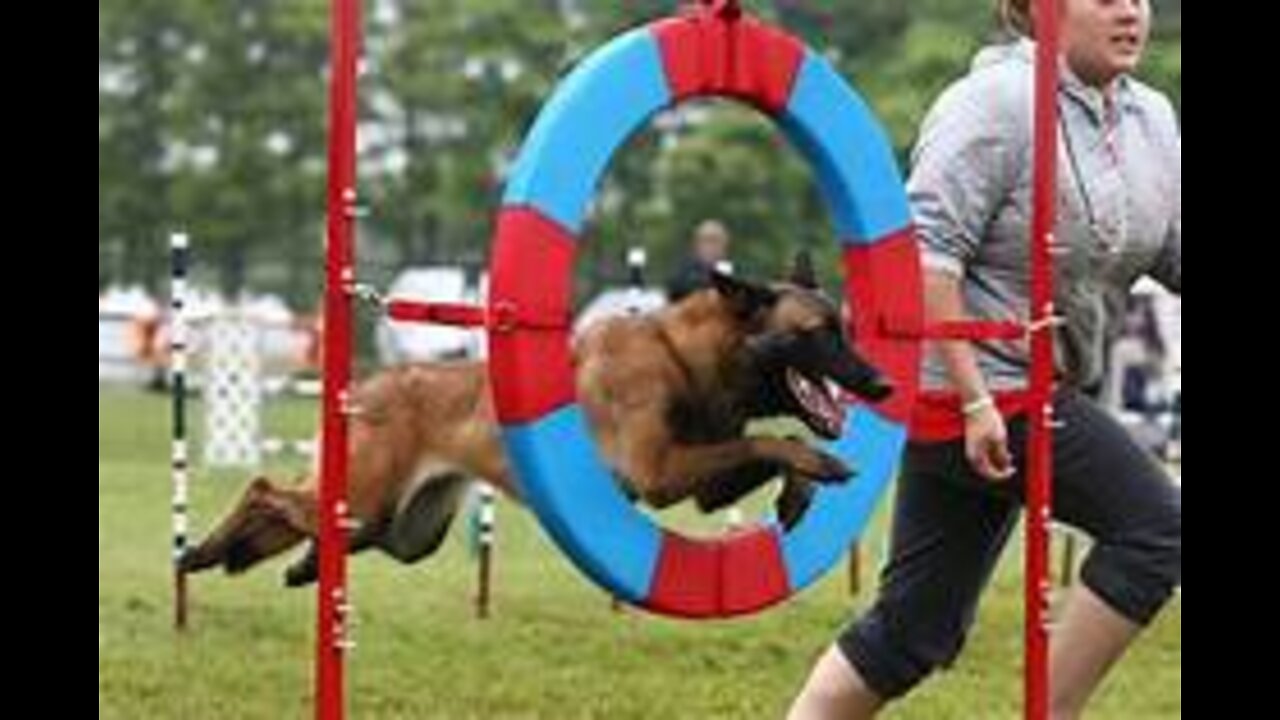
[1062,0,1152,87]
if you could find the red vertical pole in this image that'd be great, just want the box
[1026,1,1061,718]
[317,0,360,718]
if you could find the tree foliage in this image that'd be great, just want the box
[100,0,1181,302]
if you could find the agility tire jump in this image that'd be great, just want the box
[486,10,923,619]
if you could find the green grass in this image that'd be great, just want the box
[100,388,1180,719]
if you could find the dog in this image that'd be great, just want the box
[179,253,892,587]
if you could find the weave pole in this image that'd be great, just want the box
[316,0,360,717]
[1025,1,1062,716]
[475,483,497,619]
[170,231,191,632]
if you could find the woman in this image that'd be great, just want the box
[788,1,1180,718]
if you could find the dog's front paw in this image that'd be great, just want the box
[775,475,816,531]
[779,435,855,483]
[814,452,855,483]
[789,447,854,484]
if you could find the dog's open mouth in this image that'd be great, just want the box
[786,368,846,439]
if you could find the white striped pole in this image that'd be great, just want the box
[475,483,496,619]
[170,232,191,631]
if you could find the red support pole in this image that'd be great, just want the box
[1026,1,1061,718]
[317,1,360,719]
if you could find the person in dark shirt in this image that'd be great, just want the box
[666,219,733,301]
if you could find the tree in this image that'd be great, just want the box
[367,0,569,274]
[771,0,911,67]
[100,0,1179,303]
[99,0,190,290]
[168,0,330,300]
[100,0,331,302]
[585,104,841,288]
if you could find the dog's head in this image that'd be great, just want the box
[711,252,893,439]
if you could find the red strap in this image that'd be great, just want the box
[910,390,1031,442]
[880,315,1026,341]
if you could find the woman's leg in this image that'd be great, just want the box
[789,441,1021,717]
[787,645,883,720]
[1049,585,1141,719]
[1043,392,1181,718]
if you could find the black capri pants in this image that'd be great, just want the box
[838,389,1181,699]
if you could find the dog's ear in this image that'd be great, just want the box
[710,270,777,317]
[789,250,818,289]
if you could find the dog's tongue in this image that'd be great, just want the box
[787,369,846,436]
[822,378,848,430]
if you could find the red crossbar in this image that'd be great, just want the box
[384,300,488,327]
[383,300,568,332]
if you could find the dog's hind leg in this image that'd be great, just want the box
[282,471,470,586]
[283,543,319,587]
[283,512,385,588]
[380,471,470,564]
[180,477,314,576]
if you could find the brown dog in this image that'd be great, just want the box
[180,254,891,586]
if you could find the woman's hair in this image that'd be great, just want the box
[997,0,1034,36]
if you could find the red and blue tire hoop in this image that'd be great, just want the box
[487,12,922,619]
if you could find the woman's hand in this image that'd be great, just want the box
[964,404,1015,481]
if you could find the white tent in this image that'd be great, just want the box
[573,287,666,337]
[99,286,160,383]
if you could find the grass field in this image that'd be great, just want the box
[99,387,1180,719]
